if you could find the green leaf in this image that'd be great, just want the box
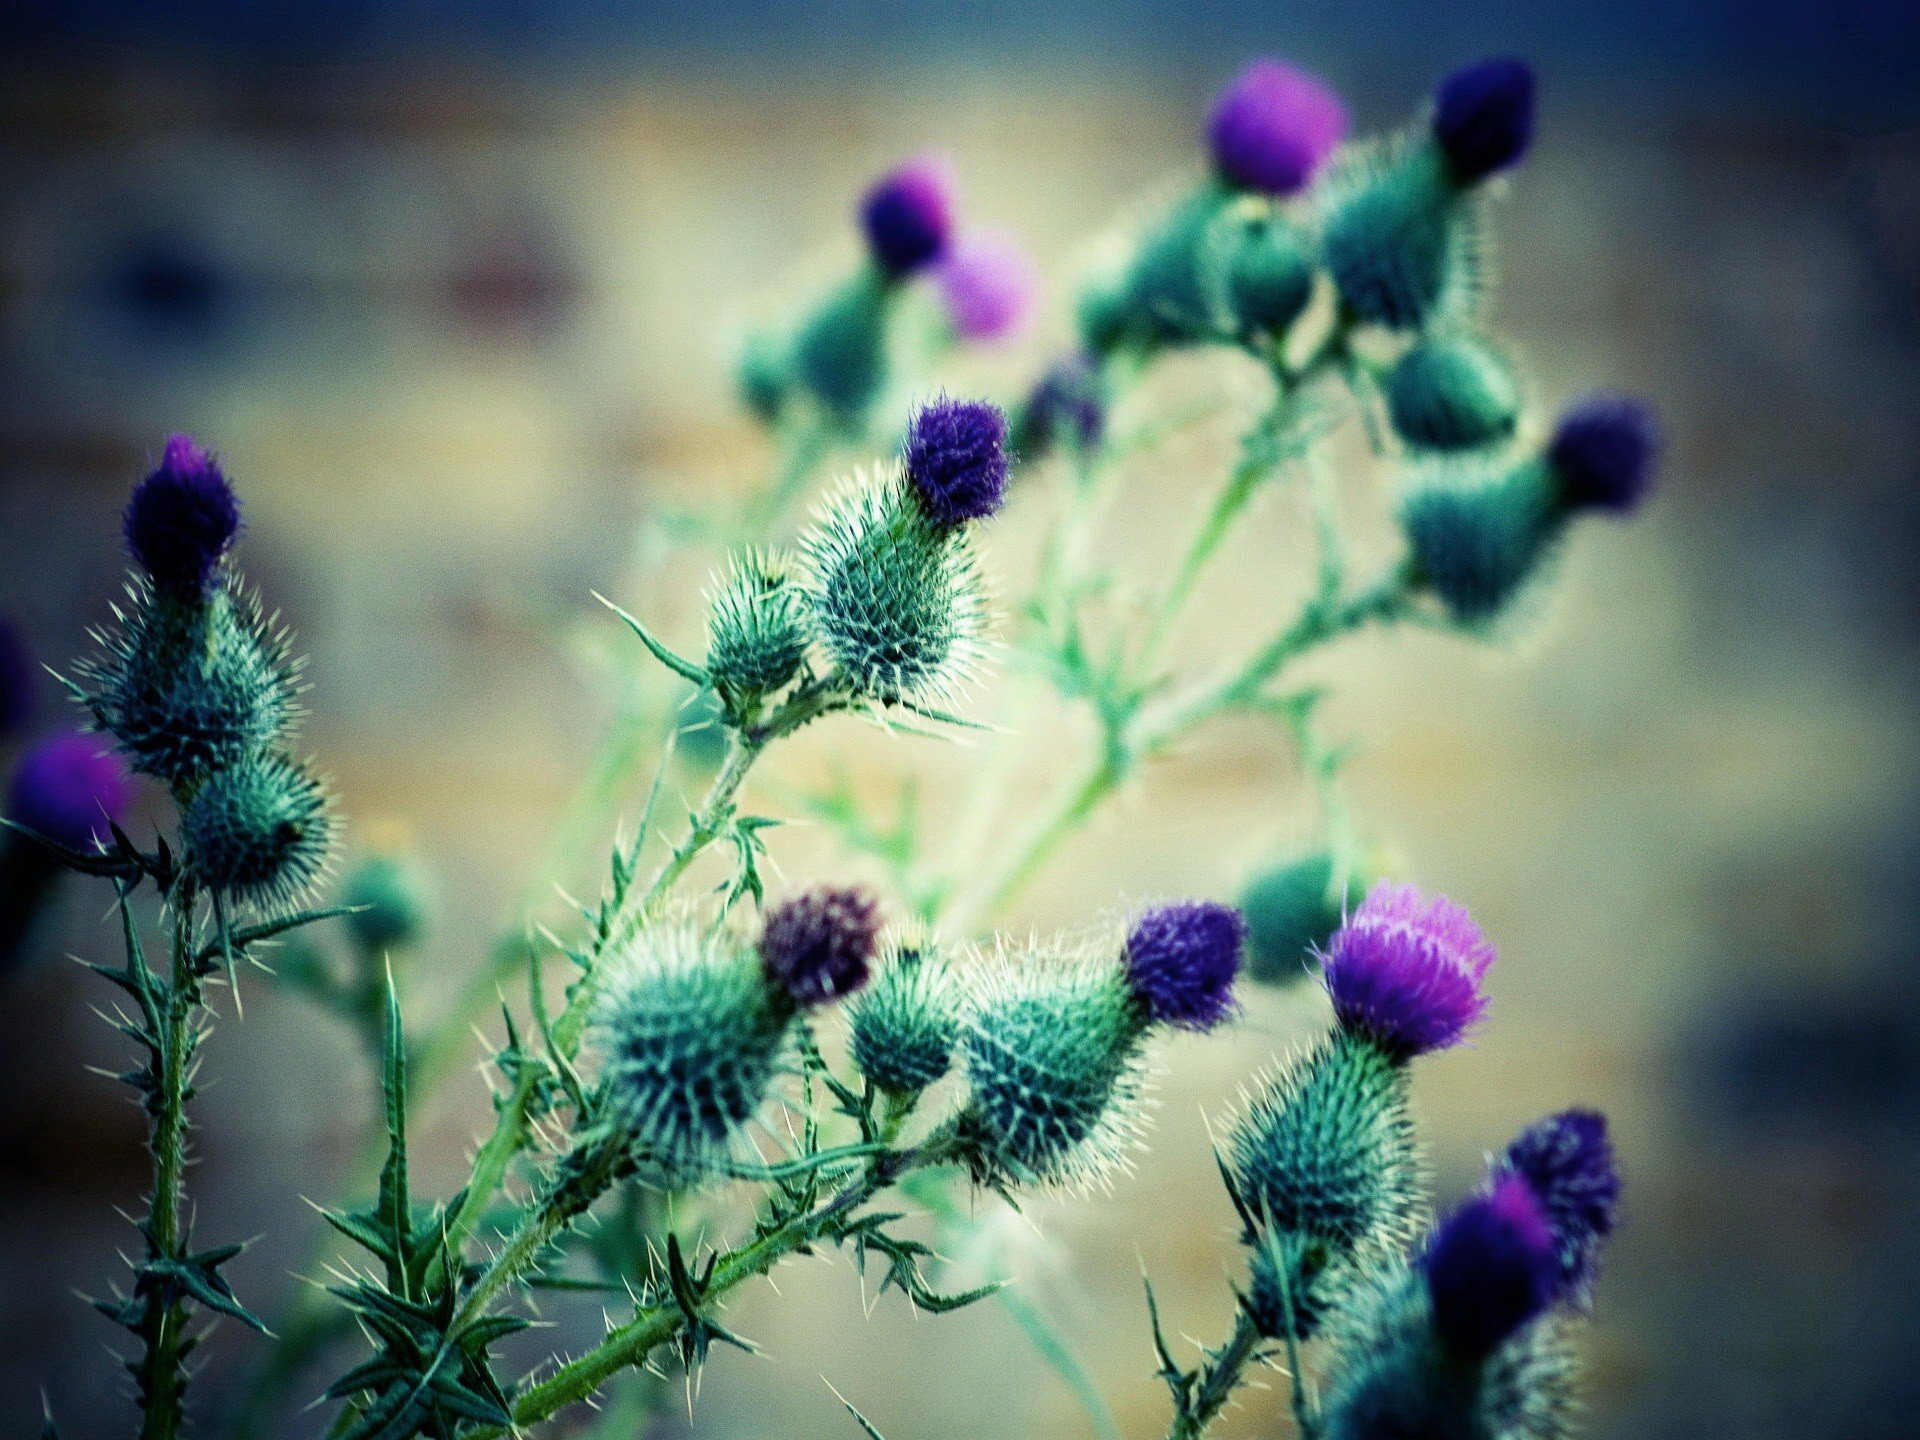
[594,591,710,686]
[374,962,412,1297]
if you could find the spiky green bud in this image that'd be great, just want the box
[342,849,431,955]
[800,469,989,707]
[1400,457,1560,627]
[1240,851,1356,986]
[705,549,811,715]
[956,945,1148,1189]
[592,918,794,1183]
[1385,333,1522,452]
[1211,208,1315,345]
[847,933,960,1096]
[75,581,300,787]
[181,752,335,911]
[1321,144,1485,332]
[736,327,792,425]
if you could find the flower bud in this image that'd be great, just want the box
[1122,900,1244,1031]
[860,155,956,278]
[1431,57,1537,187]
[758,885,881,1009]
[342,848,432,956]
[181,751,334,910]
[1240,851,1357,986]
[1015,353,1106,460]
[1126,190,1232,346]
[793,270,890,429]
[1400,457,1558,628]
[593,919,793,1182]
[848,933,960,1096]
[1206,58,1348,197]
[6,732,134,852]
[1212,209,1315,345]
[705,549,811,712]
[1384,333,1522,452]
[123,434,242,600]
[1319,882,1495,1060]
[1321,146,1483,332]
[735,327,792,425]
[935,231,1038,344]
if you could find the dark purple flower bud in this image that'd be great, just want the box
[935,230,1039,343]
[1207,58,1349,196]
[1019,353,1106,458]
[123,433,242,597]
[1320,882,1495,1059]
[0,619,33,738]
[1432,57,1537,186]
[1501,1107,1621,1304]
[1124,900,1246,1031]
[1548,396,1659,514]
[903,396,1010,526]
[860,155,957,278]
[6,732,134,851]
[759,885,882,1009]
[1423,1173,1558,1355]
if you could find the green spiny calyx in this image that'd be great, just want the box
[1400,455,1561,627]
[848,932,960,1096]
[801,469,989,707]
[1385,332,1523,452]
[1321,141,1487,332]
[180,751,335,911]
[592,918,794,1183]
[706,548,811,717]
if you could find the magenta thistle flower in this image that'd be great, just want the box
[935,230,1039,343]
[1124,900,1246,1031]
[6,732,134,851]
[903,396,1009,526]
[1500,1107,1621,1303]
[759,886,881,1009]
[123,433,242,598]
[1320,882,1495,1059]
[1207,58,1348,197]
[860,155,957,278]
[1432,57,1537,186]
[1422,1173,1558,1355]
[1548,396,1660,514]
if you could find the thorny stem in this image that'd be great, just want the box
[1168,1308,1265,1440]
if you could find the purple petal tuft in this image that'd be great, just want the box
[936,230,1039,343]
[903,396,1010,526]
[1207,59,1349,196]
[123,433,242,597]
[760,886,881,1009]
[1548,396,1660,515]
[1423,1173,1558,1354]
[1124,900,1246,1031]
[1501,1107,1621,1304]
[6,732,134,851]
[1320,881,1494,1058]
[1432,57,1537,185]
[860,155,957,277]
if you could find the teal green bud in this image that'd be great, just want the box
[705,548,811,715]
[1400,457,1559,627]
[800,470,990,707]
[1385,333,1522,452]
[1076,261,1134,357]
[1240,851,1355,986]
[735,327,792,425]
[592,918,794,1183]
[957,946,1148,1189]
[1321,145,1485,332]
[1319,1263,1578,1440]
[75,581,300,786]
[341,848,431,955]
[181,752,335,911]
[1212,208,1315,345]
[793,269,890,430]
[847,932,960,1096]
[1126,188,1232,346]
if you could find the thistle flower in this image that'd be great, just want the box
[758,885,881,1009]
[5,732,134,851]
[341,848,432,956]
[860,155,956,278]
[1432,57,1538,187]
[0,619,33,738]
[1015,353,1106,459]
[1547,395,1660,514]
[848,933,960,1096]
[1207,58,1349,197]
[935,231,1038,343]
[1319,143,1486,331]
[1400,459,1558,627]
[123,434,242,599]
[1422,1174,1558,1355]
[1385,333,1522,452]
[903,397,1010,527]
[1122,900,1244,1031]
[181,751,334,910]
[1319,882,1495,1060]
[705,549,811,711]
[1240,851,1359,986]
[957,945,1149,1189]
[1500,1107,1621,1304]
[1214,210,1314,344]
[593,918,793,1181]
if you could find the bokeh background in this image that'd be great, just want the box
[3,3,1919,1438]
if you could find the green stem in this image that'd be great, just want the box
[945,752,1119,933]
[1168,1309,1265,1440]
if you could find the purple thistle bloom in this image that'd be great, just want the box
[1021,353,1106,457]
[1124,900,1246,1031]
[1501,1107,1621,1304]
[0,619,33,738]
[1320,881,1495,1059]
[6,732,134,851]
[1423,1173,1558,1355]
[1548,396,1660,515]
[760,885,881,1009]
[903,396,1010,526]
[1207,58,1349,196]
[1432,57,1537,186]
[860,155,957,278]
[123,433,242,598]
[935,230,1039,343]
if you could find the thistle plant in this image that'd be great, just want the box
[8,42,1664,1440]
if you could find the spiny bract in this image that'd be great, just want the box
[592,919,793,1184]
[180,751,334,911]
[801,468,990,707]
[957,944,1149,1189]
[706,548,812,710]
[847,934,961,1096]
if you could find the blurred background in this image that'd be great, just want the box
[3,3,1918,1438]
